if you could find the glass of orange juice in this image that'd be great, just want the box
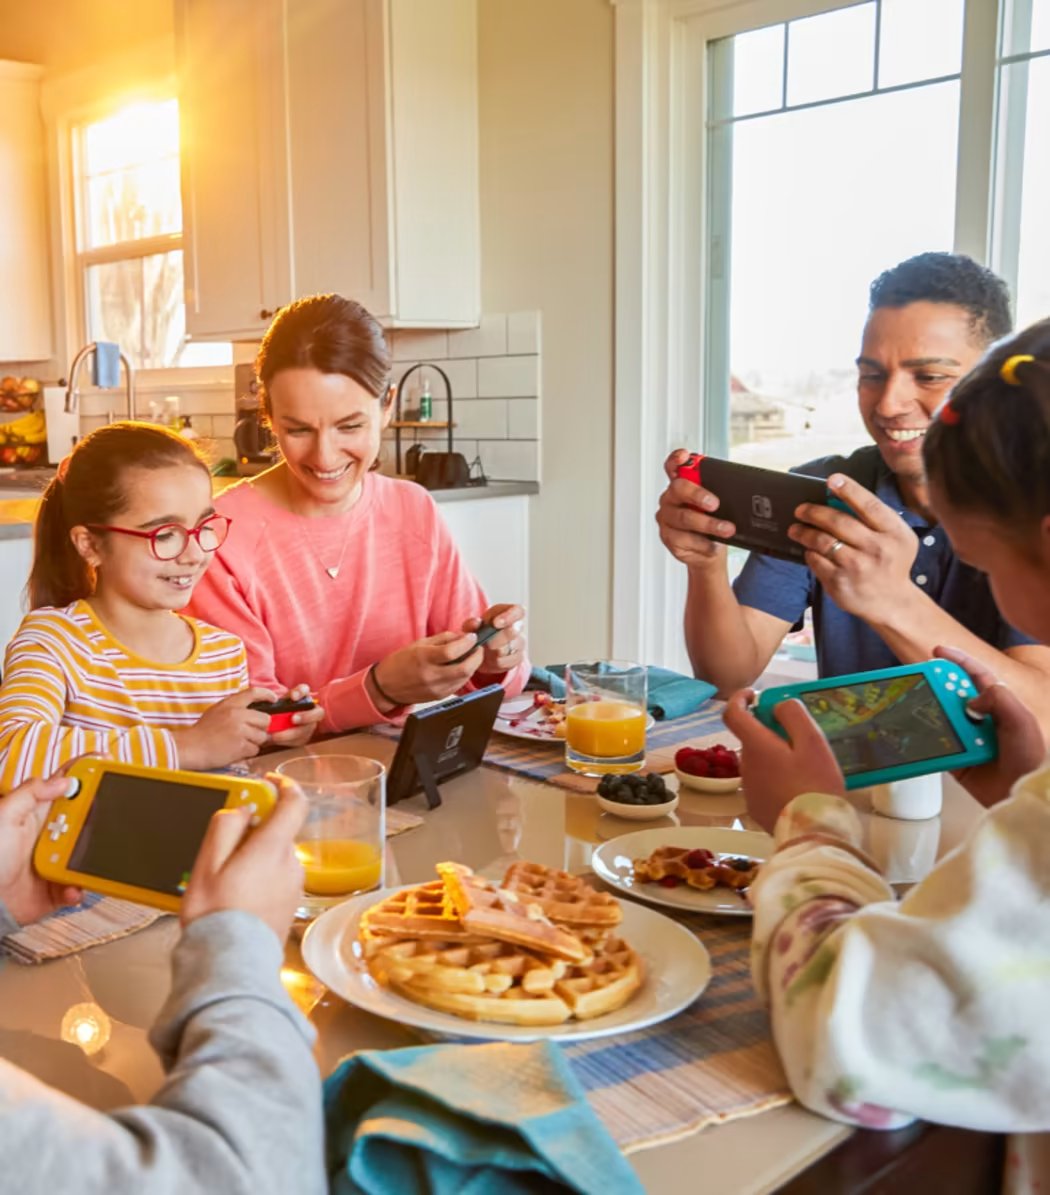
[275,753,385,921]
[565,661,648,776]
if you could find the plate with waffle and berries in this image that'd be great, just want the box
[301,859,711,1041]
[591,827,774,916]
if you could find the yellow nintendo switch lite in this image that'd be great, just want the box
[34,759,277,914]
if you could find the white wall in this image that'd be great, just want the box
[477,0,615,666]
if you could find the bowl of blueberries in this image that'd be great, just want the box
[595,772,679,820]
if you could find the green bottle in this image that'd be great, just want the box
[418,378,432,422]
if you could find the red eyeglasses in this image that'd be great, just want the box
[87,515,232,561]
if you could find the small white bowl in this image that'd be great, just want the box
[597,792,679,820]
[674,767,741,794]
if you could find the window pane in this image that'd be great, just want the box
[79,99,182,250]
[999,59,1050,327]
[720,82,959,470]
[84,158,182,249]
[86,250,189,370]
[715,25,784,119]
[786,4,876,107]
[878,0,964,88]
[1001,0,1050,56]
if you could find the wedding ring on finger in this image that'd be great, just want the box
[824,538,847,559]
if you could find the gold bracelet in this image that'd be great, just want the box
[368,662,401,709]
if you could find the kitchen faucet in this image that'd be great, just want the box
[64,343,136,418]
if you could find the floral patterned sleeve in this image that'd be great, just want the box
[750,772,1050,1141]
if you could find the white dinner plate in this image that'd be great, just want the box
[591,826,774,917]
[494,695,656,743]
[301,884,711,1043]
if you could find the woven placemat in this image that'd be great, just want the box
[1,893,164,965]
[484,701,731,792]
[566,915,791,1153]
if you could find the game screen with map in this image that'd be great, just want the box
[799,674,964,776]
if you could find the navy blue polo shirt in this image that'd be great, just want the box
[732,450,1034,679]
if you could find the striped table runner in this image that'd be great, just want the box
[567,915,791,1152]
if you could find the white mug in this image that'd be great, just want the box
[868,772,943,821]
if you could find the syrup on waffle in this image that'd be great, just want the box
[501,861,622,929]
[632,845,759,892]
[436,862,588,963]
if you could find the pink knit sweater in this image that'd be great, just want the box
[187,473,529,732]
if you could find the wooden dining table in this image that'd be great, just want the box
[0,730,1002,1192]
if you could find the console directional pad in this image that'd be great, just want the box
[47,813,70,842]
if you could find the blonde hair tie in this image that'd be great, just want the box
[1000,354,1035,386]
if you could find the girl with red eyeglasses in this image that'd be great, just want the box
[0,422,323,788]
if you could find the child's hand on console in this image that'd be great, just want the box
[172,687,274,770]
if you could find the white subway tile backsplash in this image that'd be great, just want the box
[211,414,236,438]
[507,311,540,356]
[478,440,538,482]
[477,355,538,399]
[390,328,449,362]
[446,399,508,439]
[507,398,539,439]
[448,315,507,359]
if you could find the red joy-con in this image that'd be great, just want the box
[267,711,298,734]
[676,453,704,485]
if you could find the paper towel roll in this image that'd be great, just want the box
[44,386,80,465]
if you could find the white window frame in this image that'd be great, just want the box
[611,0,1004,671]
[41,42,233,394]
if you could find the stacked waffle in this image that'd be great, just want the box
[358,861,644,1025]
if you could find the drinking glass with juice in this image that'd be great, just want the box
[565,661,648,776]
[274,753,386,921]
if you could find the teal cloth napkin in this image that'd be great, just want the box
[91,341,121,388]
[323,1041,643,1195]
[531,664,716,721]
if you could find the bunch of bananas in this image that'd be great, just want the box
[0,410,46,446]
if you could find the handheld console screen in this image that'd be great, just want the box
[797,673,963,777]
[67,772,228,896]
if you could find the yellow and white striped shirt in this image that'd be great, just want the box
[0,600,248,789]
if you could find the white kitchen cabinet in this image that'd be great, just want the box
[0,62,52,362]
[176,0,480,341]
[437,494,530,612]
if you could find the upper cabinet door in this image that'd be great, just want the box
[176,0,291,340]
[0,62,52,362]
[176,0,480,339]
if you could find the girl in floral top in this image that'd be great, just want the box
[726,318,1050,1193]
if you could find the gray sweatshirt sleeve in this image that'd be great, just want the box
[0,909,325,1195]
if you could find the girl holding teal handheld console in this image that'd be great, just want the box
[726,320,1050,1189]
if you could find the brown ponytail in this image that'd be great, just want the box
[27,421,211,609]
[924,317,1050,543]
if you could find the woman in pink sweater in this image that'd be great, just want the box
[188,295,529,734]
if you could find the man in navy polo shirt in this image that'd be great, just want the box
[656,252,1050,729]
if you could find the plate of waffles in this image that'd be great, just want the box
[495,694,656,743]
[591,826,774,917]
[301,859,711,1042]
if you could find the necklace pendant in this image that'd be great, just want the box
[326,566,340,579]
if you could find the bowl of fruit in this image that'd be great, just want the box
[596,772,679,820]
[674,745,742,793]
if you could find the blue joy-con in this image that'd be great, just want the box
[826,491,852,515]
[752,659,997,790]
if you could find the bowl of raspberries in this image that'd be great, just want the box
[674,744,742,793]
[596,772,679,820]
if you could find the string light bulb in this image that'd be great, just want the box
[60,1002,112,1057]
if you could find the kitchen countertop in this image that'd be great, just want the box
[0,474,539,539]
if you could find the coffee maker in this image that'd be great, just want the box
[233,363,279,475]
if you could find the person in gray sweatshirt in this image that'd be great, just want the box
[0,771,326,1195]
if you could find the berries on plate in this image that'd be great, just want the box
[596,772,670,806]
[674,744,740,779]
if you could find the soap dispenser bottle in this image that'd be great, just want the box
[418,377,432,423]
